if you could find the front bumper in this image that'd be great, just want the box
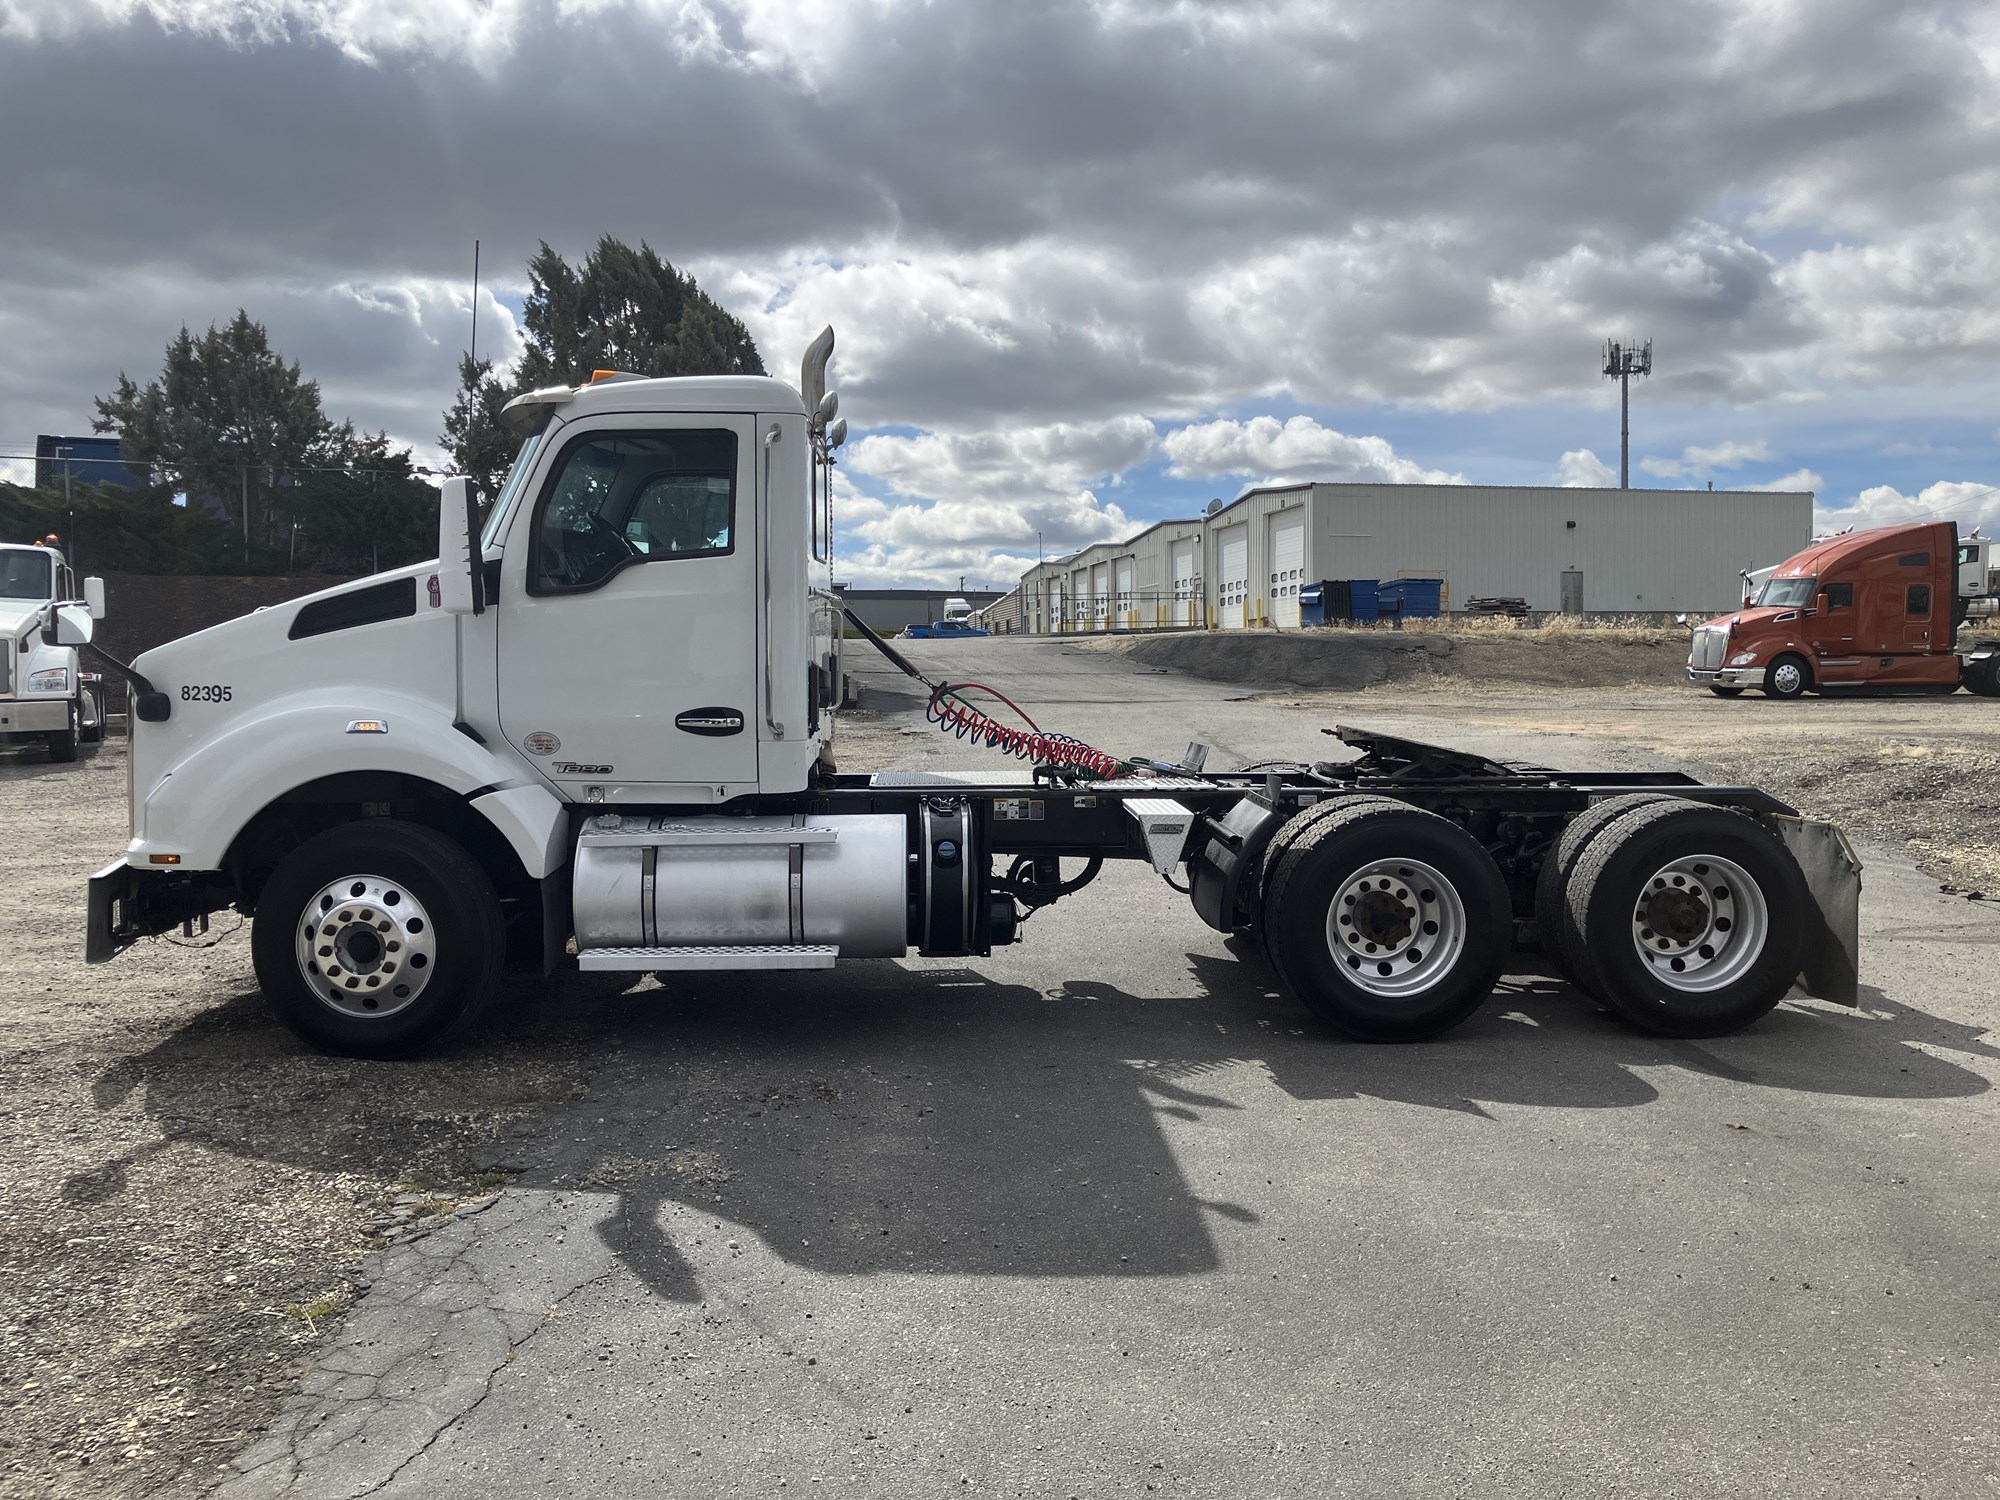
[87,859,232,962]
[1687,666,1758,688]
[0,696,69,734]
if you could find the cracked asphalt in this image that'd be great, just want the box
[203,638,2000,1499]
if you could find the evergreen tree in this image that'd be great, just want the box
[515,237,764,387]
[440,237,763,494]
[92,311,339,548]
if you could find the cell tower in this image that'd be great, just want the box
[1601,337,1653,490]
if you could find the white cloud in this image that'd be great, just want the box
[1641,439,1774,478]
[6,0,2000,586]
[1160,415,1462,486]
[1739,467,1823,494]
[1556,448,1615,487]
[1816,478,2000,535]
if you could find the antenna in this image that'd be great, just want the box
[469,239,481,370]
[1601,337,1652,489]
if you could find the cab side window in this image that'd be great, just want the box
[1907,583,1931,617]
[530,429,736,595]
[1822,582,1853,610]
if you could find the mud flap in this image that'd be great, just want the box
[1773,816,1861,1006]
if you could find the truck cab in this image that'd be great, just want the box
[1,539,107,759]
[1687,520,1987,698]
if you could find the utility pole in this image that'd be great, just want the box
[1601,338,1653,489]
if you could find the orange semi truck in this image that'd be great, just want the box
[1687,520,2000,699]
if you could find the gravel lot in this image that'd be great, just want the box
[2,634,1996,1497]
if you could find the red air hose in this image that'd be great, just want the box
[925,681,1128,779]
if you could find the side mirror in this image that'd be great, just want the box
[436,477,485,616]
[1813,592,1829,616]
[46,603,94,647]
[84,576,105,620]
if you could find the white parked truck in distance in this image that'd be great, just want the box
[1,540,107,760]
[85,332,1863,1058]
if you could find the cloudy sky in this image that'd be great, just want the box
[3,0,1998,587]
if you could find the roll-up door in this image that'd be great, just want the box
[1267,509,1306,628]
[1170,538,1196,626]
[1090,563,1110,629]
[1218,524,1249,629]
[1114,558,1134,627]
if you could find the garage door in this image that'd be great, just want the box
[1170,538,1197,627]
[1217,524,1249,628]
[1090,563,1110,629]
[1267,510,1305,628]
[1114,558,1134,627]
[1045,580,1064,633]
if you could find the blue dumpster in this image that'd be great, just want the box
[1377,578,1442,620]
[1304,580,1380,624]
[1346,579,1380,624]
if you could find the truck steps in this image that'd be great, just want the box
[577,944,840,972]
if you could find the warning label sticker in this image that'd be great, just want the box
[992,798,1045,822]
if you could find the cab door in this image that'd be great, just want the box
[497,414,758,799]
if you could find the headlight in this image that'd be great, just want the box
[1728,652,1757,667]
[27,666,68,693]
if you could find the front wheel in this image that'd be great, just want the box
[80,683,105,743]
[1263,801,1510,1041]
[251,820,503,1058]
[1566,801,1808,1038]
[1707,684,1745,698]
[46,697,80,762]
[1762,653,1810,699]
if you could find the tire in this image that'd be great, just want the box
[1263,800,1511,1041]
[1532,794,1679,997]
[46,696,80,762]
[1762,653,1810,699]
[251,820,503,1058]
[1707,685,1745,699]
[1962,657,2000,698]
[80,684,105,743]
[1565,800,1809,1038]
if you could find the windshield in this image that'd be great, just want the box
[1754,576,1816,609]
[0,549,53,601]
[478,431,546,551]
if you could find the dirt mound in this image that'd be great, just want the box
[1110,628,1687,692]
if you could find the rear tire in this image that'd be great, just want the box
[1762,653,1810,699]
[1566,801,1808,1038]
[1263,801,1510,1041]
[46,697,80,762]
[1963,657,2000,697]
[1533,794,1678,997]
[251,820,502,1059]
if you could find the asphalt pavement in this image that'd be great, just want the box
[218,638,2000,1499]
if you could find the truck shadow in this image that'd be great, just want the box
[69,953,1994,1303]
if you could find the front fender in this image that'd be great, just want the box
[132,691,566,876]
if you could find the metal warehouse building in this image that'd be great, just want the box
[1015,482,1813,630]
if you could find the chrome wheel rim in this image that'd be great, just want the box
[1772,661,1802,695]
[1629,853,1768,993]
[295,874,437,1018]
[1324,857,1467,998]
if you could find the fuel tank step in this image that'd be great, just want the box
[577,944,839,972]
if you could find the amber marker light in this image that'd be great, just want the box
[148,854,182,865]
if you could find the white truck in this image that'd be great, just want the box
[2,539,107,760]
[83,332,1863,1058]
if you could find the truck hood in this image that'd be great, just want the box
[1694,605,1800,634]
[0,599,49,639]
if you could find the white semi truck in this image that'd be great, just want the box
[82,332,1862,1058]
[2,539,107,760]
